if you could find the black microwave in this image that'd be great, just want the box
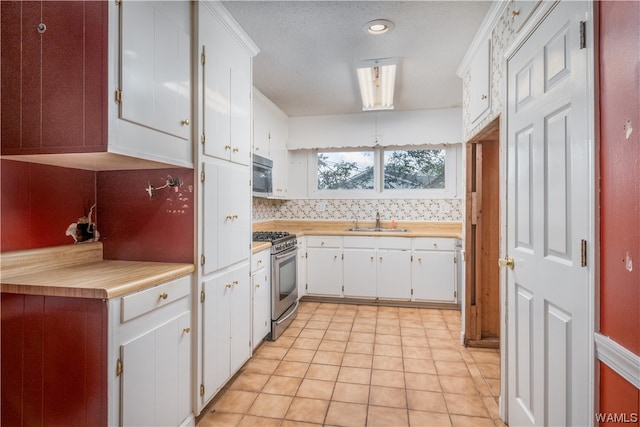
[252,154,273,197]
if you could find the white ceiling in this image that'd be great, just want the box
[222,1,492,117]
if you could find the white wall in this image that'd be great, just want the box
[288,108,463,149]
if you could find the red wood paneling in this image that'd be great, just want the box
[1,294,108,426]
[599,363,639,426]
[0,1,108,155]
[599,0,640,355]
[1,160,97,251]
[97,168,195,263]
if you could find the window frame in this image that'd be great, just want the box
[308,144,459,199]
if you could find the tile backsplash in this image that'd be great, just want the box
[253,197,463,223]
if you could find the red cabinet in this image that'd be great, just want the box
[1,1,107,155]
[1,293,108,426]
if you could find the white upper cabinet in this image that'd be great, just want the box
[512,1,541,32]
[468,37,491,125]
[110,0,193,167]
[200,2,256,166]
[253,89,290,197]
[120,1,191,139]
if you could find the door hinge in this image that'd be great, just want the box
[581,239,587,267]
[341,253,344,260]
[201,47,206,65]
[201,134,205,144]
[411,255,413,262]
[200,290,205,303]
[115,0,121,6]
[200,171,205,182]
[116,358,123,376]
[114,88,122,104]
[454,291,457,298]
[305,284,308,290]
[454,256,458,264]
[200,384,205,396]
[201,254,205,266]
[411,288,414,296]
[342,285,344,292]
[579,21,586,49]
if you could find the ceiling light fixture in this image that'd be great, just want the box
[356,58,398,111]
[365,19,394,35]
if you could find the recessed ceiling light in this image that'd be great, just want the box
[365,19,394,35]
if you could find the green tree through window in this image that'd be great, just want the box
[383,149,445,189]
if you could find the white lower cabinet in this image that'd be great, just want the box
[202,263,251,402]
[342,248,376,298]
[306,236,342,296]
[377,249,412,300]
[115,274,192,427]
[302,235,458,303]
[296,237,307,297]
[252,249,271,349]
[411,238,457,303]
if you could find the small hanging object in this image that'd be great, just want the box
[146,175,183,198]
[65,204,100,244]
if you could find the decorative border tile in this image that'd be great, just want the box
[253,197,462,222]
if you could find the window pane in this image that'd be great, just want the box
[317,151,374,190]
[383,149,445,189]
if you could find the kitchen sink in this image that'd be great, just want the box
[347,228,409,232]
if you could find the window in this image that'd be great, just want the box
[383,149,445,190]
[316,151,374,190]
[310,145,457,197]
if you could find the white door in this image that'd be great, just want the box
[505,2,593,426]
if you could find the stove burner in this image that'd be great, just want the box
[252,231,291,241]
[253,231,297,254]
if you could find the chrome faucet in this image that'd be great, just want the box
[375,212,381,229]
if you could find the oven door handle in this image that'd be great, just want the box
[274,247,297,261]
[275,300,299,324]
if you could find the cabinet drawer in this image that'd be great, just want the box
[307,236,342,248]
[252,249,270,272]
[121,275,191,323]
[412,238,456,251]
[377,237,411,250]
[343,236,373,249]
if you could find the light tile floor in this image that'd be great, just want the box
[197,301,504,427]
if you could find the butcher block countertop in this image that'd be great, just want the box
[253,220,463,239]
[252,241,272,254]
[0,242,195,299]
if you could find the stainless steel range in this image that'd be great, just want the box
[252,231,298,340]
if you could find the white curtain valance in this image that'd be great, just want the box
[287,108,462,150]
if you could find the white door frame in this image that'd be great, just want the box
[499,1,597,424]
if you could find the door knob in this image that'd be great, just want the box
[498,257,515,269]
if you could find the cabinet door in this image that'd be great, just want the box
[201,274,231,400]
[229,45,251,166]
[1,1,107,155]
[230,265,251,372]
[200,4,251,165]
[343,249,377,298]
[297,238,307,296]
[252,268,271,349]
[468,38,491,124]
[120,1,190,139]
[121,311,190,427]
[306,248,342,296]
[377,250,412,300]
[202,160,250,274]
[412,251,456,302]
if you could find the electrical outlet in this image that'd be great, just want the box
[440,202,451,214]
[316,202,326,212]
